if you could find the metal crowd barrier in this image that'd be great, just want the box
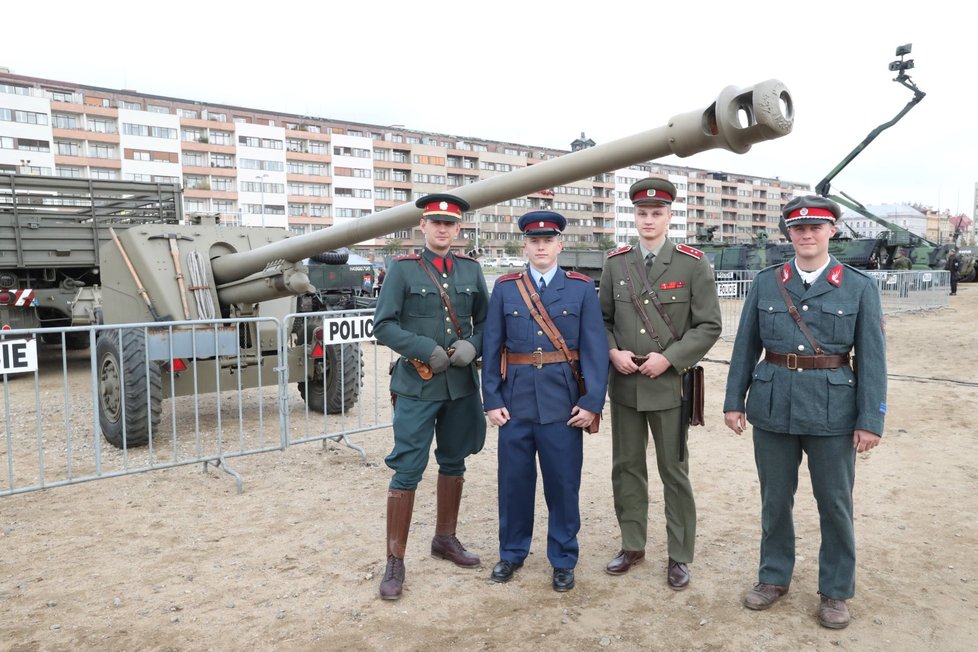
[1,310,392,497]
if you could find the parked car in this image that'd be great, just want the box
[480,257,498,268]
[497,257,525,268]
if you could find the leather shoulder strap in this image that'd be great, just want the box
[626,256,682,342]
[774,267,824,354]
[617,255,665,351]
[515,272,583,385]
[416,258,463,337]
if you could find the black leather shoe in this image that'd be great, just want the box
[667,558,689,590]
[490,559,523,583]
[552,567,575,592]
[606,550,645,575]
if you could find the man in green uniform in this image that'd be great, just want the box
[599,178,722,590]
[723,195,887,629]
[373,193,489,601]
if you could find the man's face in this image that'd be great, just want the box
[523,235,563,272]
[420,218,461,254]
[633,203,672,243]
[787,222,837,262]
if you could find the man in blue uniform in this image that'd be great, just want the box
[373,193,489,601]
[723,195,887,629]
[599,178,722,590]
[482,210,609,592]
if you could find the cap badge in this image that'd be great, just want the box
[439,201,448,210]
[800,207,809,216]
[538,221,545,227]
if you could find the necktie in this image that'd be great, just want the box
[645,253,655,276]
[803,280,811,290]
[538,277,546,292]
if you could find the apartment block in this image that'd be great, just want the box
[1,70,809,256]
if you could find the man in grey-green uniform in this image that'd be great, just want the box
[600,178,722,590]
[724,195,887,629]
[373,193,489,601]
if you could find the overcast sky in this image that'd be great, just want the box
[4,0,974,214]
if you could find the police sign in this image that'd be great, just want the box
[321,315,375,344]
[0,338,38,374]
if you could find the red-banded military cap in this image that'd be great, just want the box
[415,193,470,222]
[518,210,566,236]
[782,195,841,226]
[629,177,676,205]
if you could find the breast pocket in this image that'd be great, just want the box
[454,286,479,318]
[820,303,858,345]
[503,301,532,342]
[407,284,441,317]
[551,302,581,344]
[757,302,789,344]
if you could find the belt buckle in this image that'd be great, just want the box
[786,353,798,370]
[532,350,544,368]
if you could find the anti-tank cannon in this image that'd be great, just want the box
[92,79,793,447]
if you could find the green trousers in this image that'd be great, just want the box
[610,401,695,562]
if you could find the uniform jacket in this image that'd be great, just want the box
[373,249,489,401]
[599,240,722,411]
[723,257,887,436]
[482,269,609,424]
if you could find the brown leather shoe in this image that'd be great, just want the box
[818,596,850,629]
[379,555,406,600]
[743,583,789,610]
[667,558,689,590]
[605,550,645,575]
[431,534,480,568]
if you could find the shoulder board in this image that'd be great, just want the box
[393,254,420,261]
[565,270,594,283]
[607,245,632,258]
[454,252,477,262]
[496,272,523,283]
[676,244,704,259]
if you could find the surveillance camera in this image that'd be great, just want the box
[895,43,912,56]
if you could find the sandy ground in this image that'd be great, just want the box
[1,285,976,652]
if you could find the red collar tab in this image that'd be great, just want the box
[632,188,674,203]
[781,263,793,284]
[431,256,453,274]
[421,200,463,219]
[660,281,685,290]
[607,245,632,258]
[676,244,704,259]
[827,264,844,286]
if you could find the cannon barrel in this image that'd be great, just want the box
[211,79,793,288]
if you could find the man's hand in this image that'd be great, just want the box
[428,346,451,374]
[567,406,597,431]
[449,339,477,367]
[724,411,747,435]
[486,407,510,427]
[853,429,881,453]
[610,349,639,375]
[637,352,670,378]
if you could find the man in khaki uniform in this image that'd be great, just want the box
[599,178,722,590]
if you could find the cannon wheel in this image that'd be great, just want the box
[96,330,162,448]
[297,343,363,414]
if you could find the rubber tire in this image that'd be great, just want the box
[310,251,349,265]
[97,330,162,448]
[297,343,363,414]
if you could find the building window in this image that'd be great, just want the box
[210,153,234,167]
[210,130,233,145]
[90,168,118,179]
[56,166,83,178]
[122,123,178,139]
[178,108,199,119]
[89,143,116,159]
[183,151,206,166]
[147,105,170,114]
[0,108,49,125]
[87,117,117,134]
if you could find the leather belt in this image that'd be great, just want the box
[506,350,579,368]
[765,351,850,370]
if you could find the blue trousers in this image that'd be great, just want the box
[753,427,857,599]
[497,418,583,569]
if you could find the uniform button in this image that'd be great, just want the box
[798,345,805,351]
[671,296,677,300]
[768,306,774,311]
[644,299,650,304]
[640,329,646,334]
[446,328,452,333]
[422,289,427,293]
[442,273,448,278]
[802,305,809,311]
[562,310,568,315]
[797,368,803,373]
[848,379,853,384]
[443,283,449,289]
[537,330,543,336]
[513,310,518,315]
[837,309,844,315]
[446,317,451,322]
[619,280,625,285]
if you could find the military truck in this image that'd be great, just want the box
[3,78,794,448]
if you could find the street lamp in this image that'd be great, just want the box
[258,173,269,228]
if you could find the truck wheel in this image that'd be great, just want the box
[310,251,349,265]
[297,343,363,414]
[96,330,162,448]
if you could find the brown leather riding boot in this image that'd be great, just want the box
[379,489,415,600]
[431,474,480,568]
